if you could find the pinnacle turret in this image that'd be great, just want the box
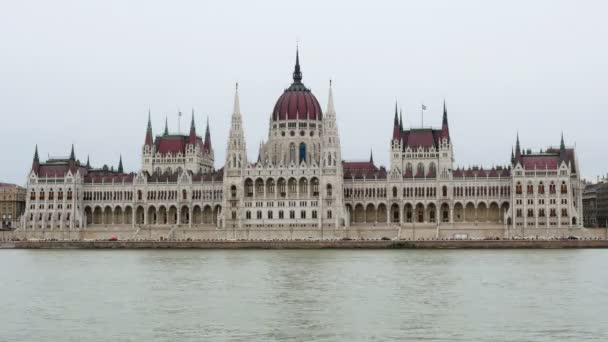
[163,116,169,136]
[69,144,75,161]
[118,155,123,173]
[204,116,212,152]
[145,109,153,146]
[292,45,302,84]
[188,109,197,144]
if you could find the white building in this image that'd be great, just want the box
[21,49,584,237]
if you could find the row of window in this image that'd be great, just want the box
[515,181,568,195]
[244,210,332,220]
[30,189,73,201]
[515,208,569,218]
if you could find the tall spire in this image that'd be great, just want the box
[393,102,398,125]
[441,100,450,141]
[515,132,522,161]
[233,82,241,115]
[292,45,302,84]
[399,109,403,131]
[511,147,515,165]
[369,148,374,164]
[32,144,40,171]
[163,116,169,136]
[34,144,39,163]
[86,155,91,169]
[118,155,123,173]
[204,116,212,152]
[69,144,75,161]
[559,132,567,162]
[188,109,197,144]
[326,80,336,114]
[145,110,153,145]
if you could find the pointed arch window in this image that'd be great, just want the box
[299,143,306,163]
[289,143,296,164]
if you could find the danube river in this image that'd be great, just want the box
[2,250,607,341]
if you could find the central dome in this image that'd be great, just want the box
[272,49,322,121]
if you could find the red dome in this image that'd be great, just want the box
[272,87,322,121]
[272,48,323,121]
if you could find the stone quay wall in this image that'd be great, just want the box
[3,239,608,250]
[1,224,606,243]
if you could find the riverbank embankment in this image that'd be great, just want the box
[2,239,608,249]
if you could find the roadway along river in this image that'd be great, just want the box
[1,249,607,341]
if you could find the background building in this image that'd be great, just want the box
[0,183,26,229]
[583,178,608,228]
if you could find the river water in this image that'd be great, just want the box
[1,249,607,341]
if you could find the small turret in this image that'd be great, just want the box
[392,102,400,140]
[145,110,153,146]
[163,116,169,136]
[118,155,123,173]
[204,116,212,152]
[515,133,522,162]
[69,144,76,162]
[559,133,567,163]
[188,109,197,145]
[442,100,450,141]
[32,144,40,172]
[86,155,91,169]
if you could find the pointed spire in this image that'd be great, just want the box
[32,144,40,172]
[399,109,403,131]
[326,80,336,114]
[69,144,75,161]
[257,141,263,164]
[369,148,374,164]
[292,44,302,84]
[188,109,197,144]
[394,102,399,126]
[145,110,153,145]
[559,132,567,162]
[86,155,91,169]
[163,116,169,136]
[441,100,450,141]
[118,155,123,173]
[204,116,212,152]
[34,144,39,163]
[511,147,515,165]
[233,82,241,115]
[515,132,522,161]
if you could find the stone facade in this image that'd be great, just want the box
[0,183,25,229]
[20,49,585,239]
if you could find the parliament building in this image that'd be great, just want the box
[21,50,585,238]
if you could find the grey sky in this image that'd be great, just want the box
[1,0,607,185]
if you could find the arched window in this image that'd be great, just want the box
[230,185,237,198]
[561,181,568,194]
[417,163,425,176]
[327,184,333,197]
[289,143,296,164]
[182,189,187,200]
[406,163,413,175]
[428,163,437,176]
[516,182,522,195]
[442,186,448,197]
[392,186,397,198]
[299,143,307,163]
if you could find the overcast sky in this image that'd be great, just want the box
[1,0,607,185]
